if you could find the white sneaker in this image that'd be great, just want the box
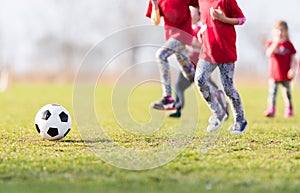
[206,110,228,132]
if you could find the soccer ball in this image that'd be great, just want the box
[34,104,72,141]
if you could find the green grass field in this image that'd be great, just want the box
[0,82,300,193]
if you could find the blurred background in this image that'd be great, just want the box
[0,0,300,89]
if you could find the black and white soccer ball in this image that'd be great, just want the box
[34,104,72,141]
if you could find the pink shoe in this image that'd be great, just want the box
[284,106,293,118]
[264,106,275,117]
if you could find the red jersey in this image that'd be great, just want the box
[266,40,296,81]
[146,0,198,45]
[198,0,245,64]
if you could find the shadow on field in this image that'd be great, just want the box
[60,139,114,144]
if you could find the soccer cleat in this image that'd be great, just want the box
[216,90,229,120]
[230,120,247,134]
[284,106,293,118]
[169,110,181,118]
[264,106,275,118]
[152,96,175,110]
[206,109,228,132]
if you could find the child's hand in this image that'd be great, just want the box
[210,6,226,22]
[198,24,207,44]
[287,56,298,79]
[287,69,295,79]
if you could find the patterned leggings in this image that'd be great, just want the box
[267,79,293,107]
[195,60,245,123]
[156,38,195,97]
[174,71,221,111]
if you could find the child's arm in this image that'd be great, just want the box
[288,54,298,79]
[265,30,281,57]
[150,0,160,25]
[265,41,279,57]
[210,7,245,25]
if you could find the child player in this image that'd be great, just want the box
[169,7,229,119]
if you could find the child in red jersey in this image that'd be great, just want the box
[264,21,297,118]
[146,0,198,110]
[169,7,229,119]
[195,0,247,134]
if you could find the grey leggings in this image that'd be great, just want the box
[195,60,245,122]
[174,71,220,111]
[267,79,292,107]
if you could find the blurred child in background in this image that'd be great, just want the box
[264,20,297,118]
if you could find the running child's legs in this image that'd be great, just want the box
[207,78,219,90]
[195,60,222,115]
[156,41,174,97]
[156,38,194,97]
[174,72,192,110]
[218,63,245,123]
[175,52,195,82]
[175,72,225,112]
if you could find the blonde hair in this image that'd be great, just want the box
[274,20,290,40]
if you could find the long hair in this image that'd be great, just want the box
[274,20,290,40]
